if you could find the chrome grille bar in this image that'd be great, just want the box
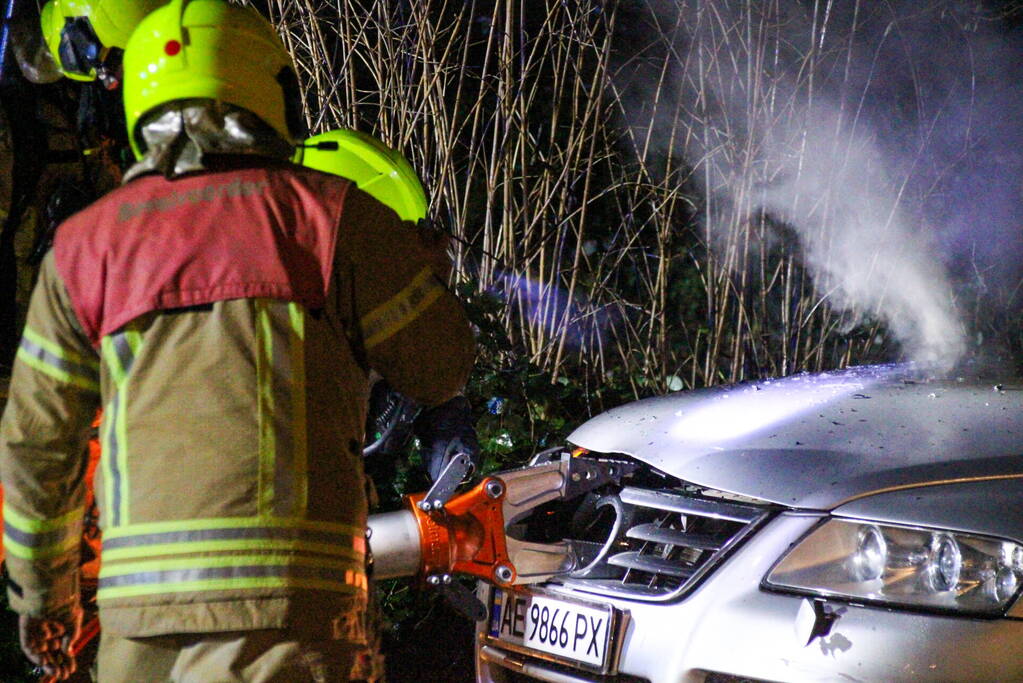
[607,551,696,579]
[626,524,723,549]
[560,577,669,598]
[619,487,761,523]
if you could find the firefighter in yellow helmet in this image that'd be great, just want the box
[0,0,170,303]
[1,0,169,363]
[39,0,168,89]
[296,131,482,681]
[296,129,481,482]
[0,2,474,682]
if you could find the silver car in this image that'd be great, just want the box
[475,364,1023,682]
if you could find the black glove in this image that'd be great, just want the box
[413,395,481,482]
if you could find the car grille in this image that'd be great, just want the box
[558,486,770,602]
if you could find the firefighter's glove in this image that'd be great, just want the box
[414,395,480,482]
[19,604,82,681]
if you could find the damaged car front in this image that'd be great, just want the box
[475,364,1023,682]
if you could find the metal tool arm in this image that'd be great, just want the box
[366,455,633,587]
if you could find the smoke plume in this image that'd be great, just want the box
[621,0,1023,370]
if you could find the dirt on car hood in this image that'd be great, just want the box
[567,364,1023,510]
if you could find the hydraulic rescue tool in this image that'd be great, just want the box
[367,452,635,619]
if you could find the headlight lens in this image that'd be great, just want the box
[765,519,1023,614]
[929,534,961,592]
[851,524,887,581]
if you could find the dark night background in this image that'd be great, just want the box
[3,1,1023,681]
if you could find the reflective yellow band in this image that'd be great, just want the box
[3,502,83,533]
[102,538,363,563]
[361,266,445,349]
[22,326,99,370]
[124,327,144,355]
[101,516,361,539]
[101,553,357,576]
[100,336,126,385]
[101,327,145,386]
[256,300,276,515]
[115,390,129,525]
[16,341,99,392]
[100,516,366,562]
[288,302,308,515]
[100,326,140,527]
[3,505,82,558]
[98,392,129,527]
[98,575,367,601]
[98,550,368,599]
[2,531,79,560]
[99,395,120,526]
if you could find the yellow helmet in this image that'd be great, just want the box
[122,0,304,159]
[295,129,428,224]
[40,0,166,87]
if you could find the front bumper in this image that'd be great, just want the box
[476,514,1023,682]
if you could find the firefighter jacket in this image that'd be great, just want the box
[0,158,475,639]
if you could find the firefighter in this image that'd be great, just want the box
[39,0,167,90]
[0,2,474,682]
[35,0,170,184]
[296,129,481,681]
[296,128,482,482]
[1,0,168,367]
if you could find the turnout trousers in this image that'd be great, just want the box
[96,629,366,682]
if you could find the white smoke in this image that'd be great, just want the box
[620,0,1023,370]
[750,100,966,367]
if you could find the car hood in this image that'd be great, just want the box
[567,364,1023,510]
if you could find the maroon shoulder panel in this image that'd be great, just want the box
[53,165,350,347]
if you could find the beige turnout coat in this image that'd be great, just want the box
[0,158,474,640]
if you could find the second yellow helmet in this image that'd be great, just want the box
[41,0,166,85]
[295,129,428,224]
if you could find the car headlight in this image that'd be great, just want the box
[765,519,1023,615]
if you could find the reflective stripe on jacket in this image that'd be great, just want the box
[0,160,474,638]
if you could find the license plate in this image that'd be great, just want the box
[488,587,617,671]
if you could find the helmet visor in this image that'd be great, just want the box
[57,16,121,87]
[57,17,102,76]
